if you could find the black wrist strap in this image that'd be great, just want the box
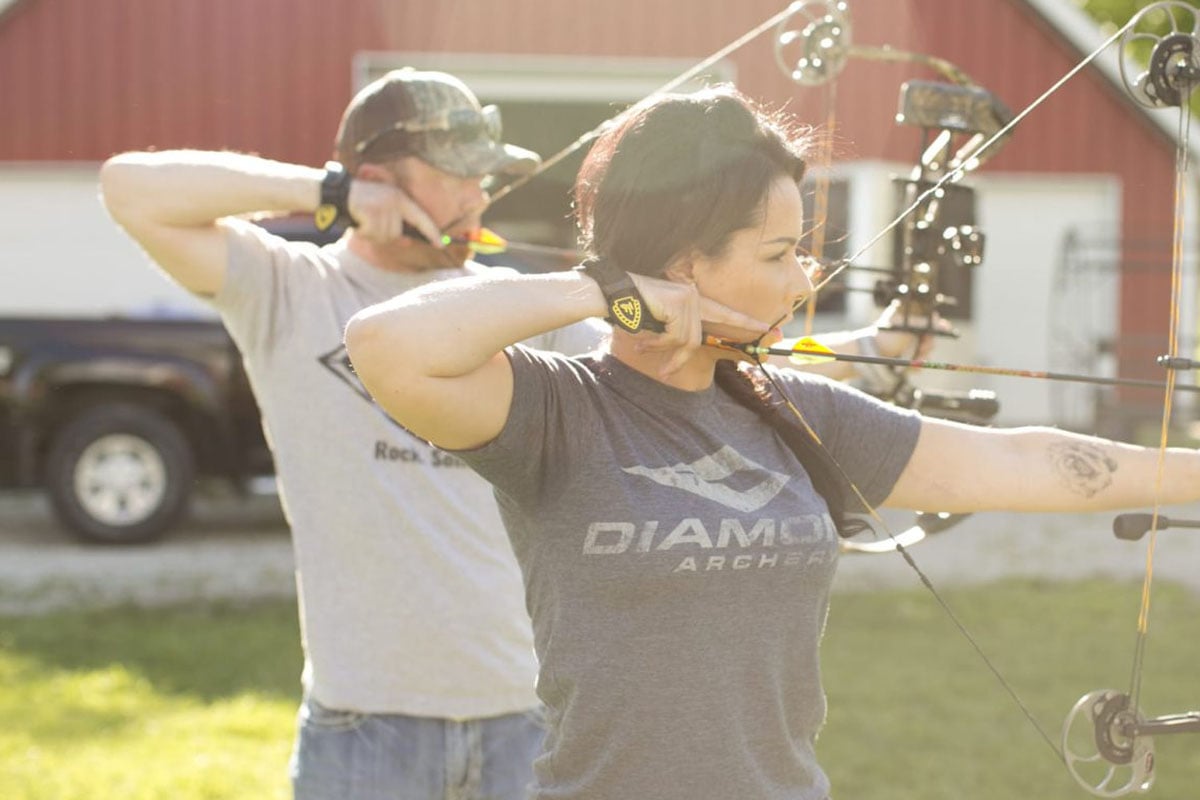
[574,258,665,334]
[314,161,355,232]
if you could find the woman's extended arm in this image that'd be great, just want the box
[885,417,1200,513]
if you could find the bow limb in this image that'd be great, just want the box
[1060,5,1200,797]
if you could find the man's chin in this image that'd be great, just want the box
[387,239,471,270]
[444,243,472,265]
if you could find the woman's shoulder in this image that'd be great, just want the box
[507,343,605,383]
[758,362,919,421]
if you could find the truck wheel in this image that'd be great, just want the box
[46,403,195,544]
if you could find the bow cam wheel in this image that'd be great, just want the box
[1062,689,1155,797]
[1119,1,1200,109]
[775,0,852,86]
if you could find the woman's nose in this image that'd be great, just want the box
[791,255,816,301]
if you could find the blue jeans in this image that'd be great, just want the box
[290,697,545,800]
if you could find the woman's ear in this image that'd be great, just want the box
[663,252,698,285]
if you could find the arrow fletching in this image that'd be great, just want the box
[442,227,508,255]
[788,337,838,366]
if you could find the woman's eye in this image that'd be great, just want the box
[800,255,824,280]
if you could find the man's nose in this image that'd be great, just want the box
[462,178,487,206]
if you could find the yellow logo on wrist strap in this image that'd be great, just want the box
[611,295,643,331]
[314,204,339,232]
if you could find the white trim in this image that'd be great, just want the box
[1021,0,1200,160]
[0,161,106,174]
[351,52,736,102]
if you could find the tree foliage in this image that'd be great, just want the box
[1081,0,1198,30]
[1080,0,1200,113]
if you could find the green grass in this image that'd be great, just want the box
[821,579,1200,799]
[0,602,301,800]
[0,581,1197,799]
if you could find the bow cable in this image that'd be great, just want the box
[742,343,1069,761]
[485,2,811,210]
[803,79,838,337]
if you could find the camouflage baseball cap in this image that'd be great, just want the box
[334,68,541,179]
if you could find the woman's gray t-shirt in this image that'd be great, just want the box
[457,346,921,800]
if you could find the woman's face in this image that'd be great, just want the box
[691,174,815,344]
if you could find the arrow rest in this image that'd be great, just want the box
[1119,2,1200,109]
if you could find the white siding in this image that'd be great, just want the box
[0,166,212,319]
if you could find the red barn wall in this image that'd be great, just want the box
[0,0,1181,383]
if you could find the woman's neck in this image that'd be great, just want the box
[608,333,725,392]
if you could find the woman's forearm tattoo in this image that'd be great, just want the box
[1048,442,1118,498]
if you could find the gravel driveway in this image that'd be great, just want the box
[835,504,1200,594]
[0,486,295,614]
[2,488,1199,615]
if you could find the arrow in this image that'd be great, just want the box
[704,335,1200,394]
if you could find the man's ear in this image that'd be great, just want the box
[356,162,393,184]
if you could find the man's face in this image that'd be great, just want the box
[387,156,489,240]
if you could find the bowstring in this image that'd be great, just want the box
[1129,82,1193,714]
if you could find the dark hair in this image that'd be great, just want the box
[575,87,856,535]
[574,85,810,277]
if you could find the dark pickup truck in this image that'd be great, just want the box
[0,316,273,544]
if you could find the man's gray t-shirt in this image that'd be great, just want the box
[206,220,604,718]
[457,346,921,800]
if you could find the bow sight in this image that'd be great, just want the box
[774,0,1010,405]
[884,79,1010,331]
[774,0,1012,550]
